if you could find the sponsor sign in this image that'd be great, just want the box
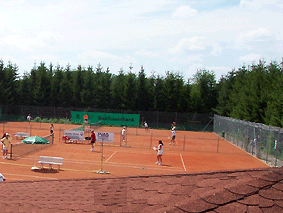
[96,132,114,142]
[64,130,84,141]
[71,111,140,126]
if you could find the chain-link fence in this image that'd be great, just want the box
[214,114,283,167]
[0,105,213,132]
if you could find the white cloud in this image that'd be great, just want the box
[238,28,271,42]
[0,31,63,52]
[168,36,206,54]
[28,54,59,62]
[173,5,198,18]
[78,50,137,71]
[238,53,261,63]
[134,50,159,57]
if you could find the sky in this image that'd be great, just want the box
[0,0,282,81]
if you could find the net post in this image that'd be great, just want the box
[10,143,13,160]
[52,133,54,145]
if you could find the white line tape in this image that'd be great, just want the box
[180,154,187,172]
[105,151,117,163]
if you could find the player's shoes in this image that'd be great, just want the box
[155,161,159,164]
[90,148,94,152]
[169,143,172,145]
[159,162,163,165]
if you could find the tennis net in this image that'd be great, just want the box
[10,135,53,159]
[70,125,85,131]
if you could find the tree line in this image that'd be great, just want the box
[0,59,282,127]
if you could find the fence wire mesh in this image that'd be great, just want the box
[214,114,283,167]
[0,105,213,131]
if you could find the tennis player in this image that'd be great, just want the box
[27,114,32,124]
[50,124,54,135]
[155,140,164,165]
[1,133,12,159]
[121,126,126,142]
[144,121,149,131]
[170,127,176,145]
[90,130,96,152]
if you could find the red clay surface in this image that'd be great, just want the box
[0,122,269,181]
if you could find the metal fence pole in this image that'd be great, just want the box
[150,133,152,149]
[217,136,220,153]
[183,135,186,151]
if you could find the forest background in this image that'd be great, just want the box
[0,59,282,128]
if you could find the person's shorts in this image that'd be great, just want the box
[50,130,54,133]
[2,147,8,151]
[91,141,95,144]
[172,135,176,140]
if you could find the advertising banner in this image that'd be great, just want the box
[96,132,114,142]
[71,111,140,126]
[64,130,84,141]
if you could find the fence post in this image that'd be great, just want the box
[183,135,186,151]
[217,136,220,153]
[59,127,61,143]
[150,133,152,149]
[136,127,138,136]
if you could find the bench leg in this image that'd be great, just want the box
[49,164,52,170]
[58,165,60,171]
[41,163,43,169]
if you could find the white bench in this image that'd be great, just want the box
[0,173,5,181]
[38,156,63,170]
[15,132,29,139]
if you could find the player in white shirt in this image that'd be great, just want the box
[170,127,176,145]
[155,140,164,165]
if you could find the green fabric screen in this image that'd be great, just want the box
[71,111,140,126]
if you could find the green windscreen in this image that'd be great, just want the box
[71,111,140,126]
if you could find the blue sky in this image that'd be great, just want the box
[0,0,282,81]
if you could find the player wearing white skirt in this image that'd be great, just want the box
[155,140,164,165]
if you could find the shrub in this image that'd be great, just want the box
[33,117,42,122]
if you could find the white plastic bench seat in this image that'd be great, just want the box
[38,156,63,170]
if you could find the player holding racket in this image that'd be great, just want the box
[170,127,176,145]
[155,140,164,165]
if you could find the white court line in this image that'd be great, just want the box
[180,154,187,172]
[105,151,117,163]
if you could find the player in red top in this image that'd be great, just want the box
[90,130,96,152]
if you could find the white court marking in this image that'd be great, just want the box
[105,151,117,163]
[180,154,187,172]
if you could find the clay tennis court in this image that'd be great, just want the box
[0,122,269,181]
